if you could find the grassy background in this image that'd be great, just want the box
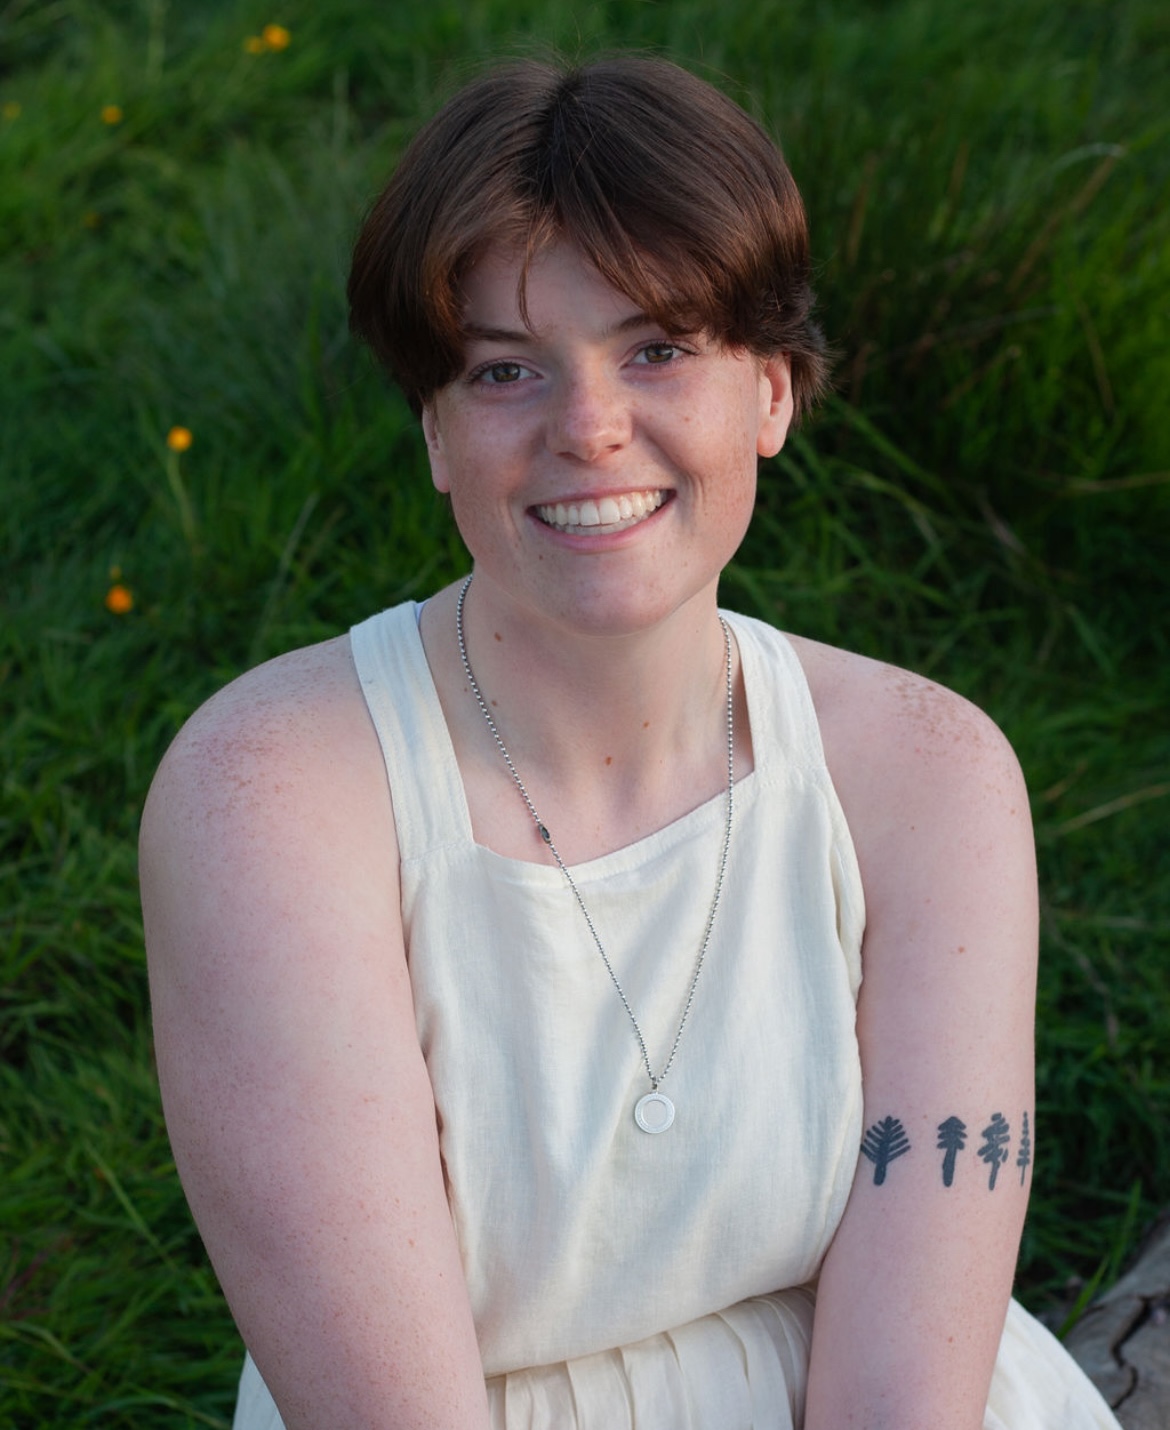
[2,0,1167,1423]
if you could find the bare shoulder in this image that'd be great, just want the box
[783,632,1027,811]
[146,634,367,793]
[143,635,381,838]
[782,633,1035,942]
[139,633,397,945]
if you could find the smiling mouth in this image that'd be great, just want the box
[534,490,667,534]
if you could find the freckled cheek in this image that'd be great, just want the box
[706,419,761,505]
[445,467,531,547]
[691,466,756,546]
[443,428,525,498]
[721,459,760,543]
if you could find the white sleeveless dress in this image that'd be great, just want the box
[231,601,1121,1429]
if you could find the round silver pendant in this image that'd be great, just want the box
[634,1091,675,1134]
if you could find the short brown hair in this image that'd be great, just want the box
[348,55,829,422]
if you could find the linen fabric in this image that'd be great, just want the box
[230,602,1120,1429]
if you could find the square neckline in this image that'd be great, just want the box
[409,601,763,881]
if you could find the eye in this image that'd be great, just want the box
[469,360,533,385]
[635,342,684,366]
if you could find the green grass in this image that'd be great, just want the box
[2,0,1167,1422]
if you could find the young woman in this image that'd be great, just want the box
[140,55,1122,1430]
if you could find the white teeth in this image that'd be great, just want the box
[536,490,666,533]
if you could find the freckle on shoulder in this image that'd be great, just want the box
[881,664,1015,769]
[787,632,1018,777]
[152,636,362,801]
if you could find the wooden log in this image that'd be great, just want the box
[1064,1214,1170,1429]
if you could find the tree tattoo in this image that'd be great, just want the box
[978,1112,1012,1190]
[1016,1111,1032,1185]
[936,1116,968,1187]
[861,1116,911,1185]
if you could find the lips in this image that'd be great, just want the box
[534,489,667,534]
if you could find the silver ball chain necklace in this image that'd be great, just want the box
[455,573,735,1134]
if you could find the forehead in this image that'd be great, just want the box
[459,242,655,341]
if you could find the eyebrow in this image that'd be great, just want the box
[461,312,660,344]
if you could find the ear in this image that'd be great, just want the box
[421,404,451,494]
[756,355,794,459]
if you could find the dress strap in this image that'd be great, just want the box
[725,610,866,994]
[724,610,835,779]
[349,601,472,861]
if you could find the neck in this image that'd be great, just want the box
[420,571,742,863]
[458,571,728,770]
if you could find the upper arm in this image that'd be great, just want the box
[140,641,489,1429]
[847,670,1037,1147]
[803,654,1037,1430]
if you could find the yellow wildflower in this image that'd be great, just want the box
[101,104,124,125]
[261,24,291,49]
[2,101,21,121]
[105,584,134,615]
[83,210,102,229]
[166,425,193,452]
[243,35,266,53]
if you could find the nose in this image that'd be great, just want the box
[547,366,632,462]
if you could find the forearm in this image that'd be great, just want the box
[161,1031,493,1430]
[803,1104,1028,1430]
[197,1165,491,1430]
[805,1265,1007,1430]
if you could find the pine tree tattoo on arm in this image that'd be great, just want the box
[1016,1111,1032,1184]
[858,1110,1032,1189]
[861,1116,912,1185]
[936,1116,968,1187]
[978,1112,1012,1190]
